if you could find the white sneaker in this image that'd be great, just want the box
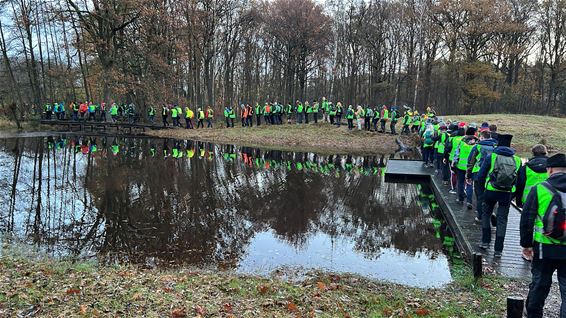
[449,189,457,194]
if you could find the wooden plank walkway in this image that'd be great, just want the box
[386,160,531,279]
[39,119,169,134]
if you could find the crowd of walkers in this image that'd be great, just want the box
[416,116,566,318]
[40,98,427,134]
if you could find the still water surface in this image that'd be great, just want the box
[0,135,455,287]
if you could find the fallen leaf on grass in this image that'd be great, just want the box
[415,308,430,316]
[257,284,269,294]
[66,288,81,295]
[316,281,327,291]
[79,304,87,315]
[223,303,233,313]
[171,308,186,317]
[194,305,205,315]
[287,301,298,313]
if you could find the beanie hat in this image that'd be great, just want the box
[465,127,477,136]
[547,153,566,168]
[497,134,513,147]
[480,122,489,131]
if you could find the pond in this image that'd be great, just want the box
[0,135,457,288]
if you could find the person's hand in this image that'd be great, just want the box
[466,178,472,185]
[522,247,533,261]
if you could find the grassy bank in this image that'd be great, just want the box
[450,114,566,156]
[0,248,541,318]
[146,123,414,155]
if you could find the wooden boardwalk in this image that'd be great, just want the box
[40,119,168,134]
[385,160,531,279]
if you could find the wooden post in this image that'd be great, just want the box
[506,296,524,318]
[472,253,482,278]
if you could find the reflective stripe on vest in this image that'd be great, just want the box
[523,166,548,204]
[456,141,473,171]
[485,154,522,192]
[533,184,566,245]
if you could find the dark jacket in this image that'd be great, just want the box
[515,156,548,206]
[477,146,517,187]
[520,172,566,259]
[466,138,497,179]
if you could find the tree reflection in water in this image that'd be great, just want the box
[0,135,451,286]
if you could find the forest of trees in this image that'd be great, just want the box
[1,0,566,118]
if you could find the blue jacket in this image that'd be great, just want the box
[477,146,516,187]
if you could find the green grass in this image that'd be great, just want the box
[451,114,566,156]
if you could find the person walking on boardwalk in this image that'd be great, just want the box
[435,124,449,184]
[467,129,497,223]
[422,124,435,167]
[346,105,354,130]
[255,103,262,126]
[312,101,319,123]
[520,153,566,317]
[380,106,389,133]
[171,105,179,127]
[321,97,329,122]
[453,126,478,208]
[355,105,364,130]
[263,103,271,125]
[390,107,399,135]
[285,103,292,124]
[335,102,343,127]
[477,134,522,257]
[296,100,304,124]
[147,105,156,124]
[305,101,312,124]
[88,102,96,121]
[161,104,168,126]
[196,108,205,128]
[185,106,194,129]
[364,106,373,131]
[224,105,234,128]
[328,102,336,124]
[206,105,214,128]
[402,110,411,134]
[516,144,549,208]
[372,106,380,131]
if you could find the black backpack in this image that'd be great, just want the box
[489,155,518,192]
[540,182,566,241]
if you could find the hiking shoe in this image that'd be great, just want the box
[494,251,502,258]
[449,189,457,194]
[474,217,481,224]
[478,243,489,250]
[490,214,497,227]
[443,181,449,186]
[456,199,464,205]
[467,203,473,210]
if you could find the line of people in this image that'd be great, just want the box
[417,116,566,318]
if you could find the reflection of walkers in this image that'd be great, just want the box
[478,134,522,258]
[520,153,566,317]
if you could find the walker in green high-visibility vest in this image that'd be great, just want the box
[532,182,566,245]
[485,154,522,193]
[455,141,474,171]
[522,166,549,204]
[436,132,447,154]
[448,136,464,162]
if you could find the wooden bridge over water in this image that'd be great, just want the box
[39,119,169,134]
[385,159,530,280]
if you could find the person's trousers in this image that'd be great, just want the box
[336,115,342,126]
[329,115,334,124]
[357,118,363,130]
[390,123,396,134]
[313,114,318,123]
[297,113,303,123]
[455,168,472,203]
[373,119,378,131]
[441,156,450,181]
[186,119,193,129]
[207,119,212,128]
[381,120,386,132]
[474,179,485,219]
[423,147,433,164]
[305,113,309,123]
[347,119,353,130]
[256,115,261,126]
[481,190,512,252]
[526,257,566,318]
[364,118,370,130]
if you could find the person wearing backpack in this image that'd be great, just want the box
[477,134,522,257]
[467,129,497,223]
[515,144,549,208]
[520,153,566,318]
[422,125,435,167]
[453,127,478,208]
